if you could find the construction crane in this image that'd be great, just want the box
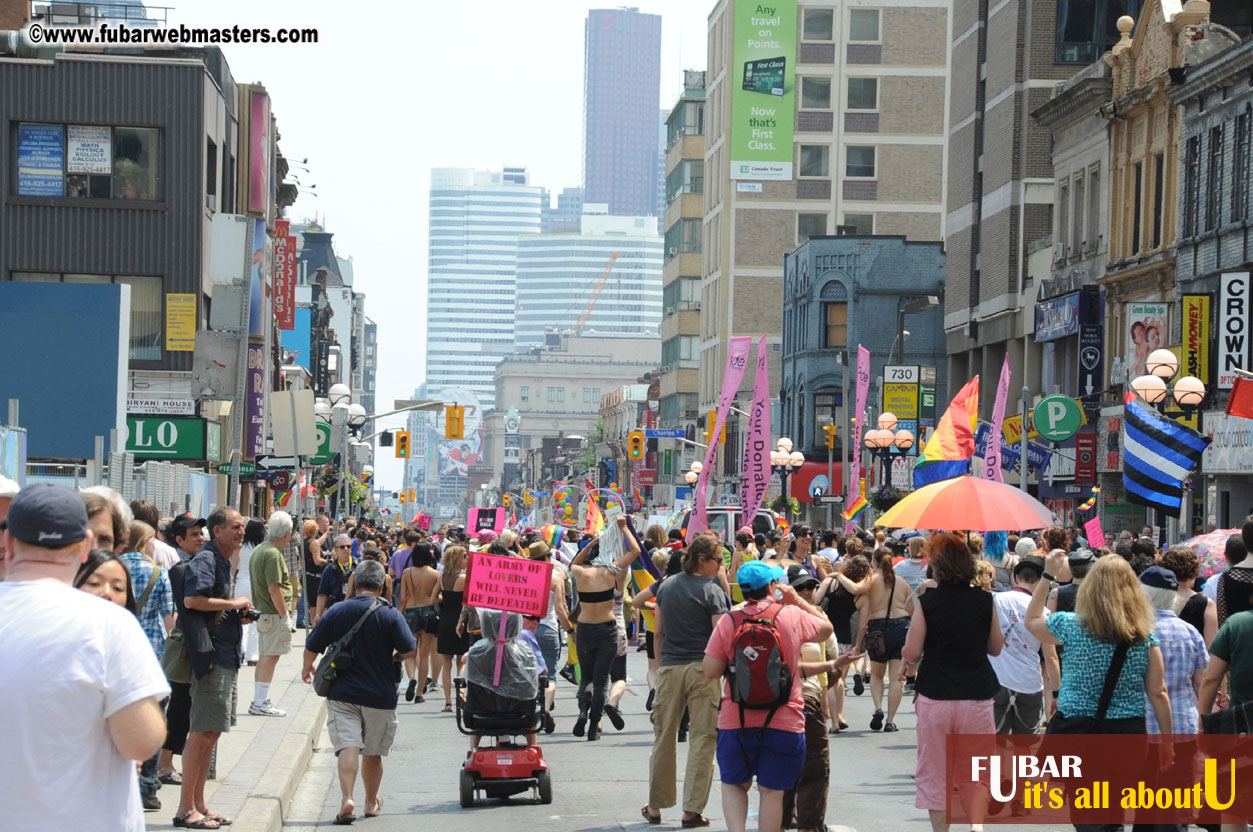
[573,252,620,336]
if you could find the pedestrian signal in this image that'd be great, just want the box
[628,431,645,459]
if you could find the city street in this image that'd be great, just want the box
[284,653,928,831]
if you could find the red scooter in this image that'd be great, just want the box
[454,677,552,806]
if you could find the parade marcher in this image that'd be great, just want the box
[1049,548,1095,613]
[988,557,1057,734]
[1217,519,1253,626]
[527,539,572,722]
[435,544,470,711]
[1138,566,1207,734]
[0,484,169,831]
[1157,545,1217,644]
[248,510,296,717]
[157,514,208,787]
[844,549,913,731]
[814,554,869,732]
[303,560,416,824]
[316,534,357,624]
[131,499,181,569]
[398,543,441,703]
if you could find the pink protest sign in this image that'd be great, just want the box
[464,551,553,618]
[1084,516,1104,550]
[415,513,431,531]
[468,507,505,535]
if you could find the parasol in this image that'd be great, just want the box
[875,476,1054,532]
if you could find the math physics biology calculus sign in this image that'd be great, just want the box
[731,1,797,181]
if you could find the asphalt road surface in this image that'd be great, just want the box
[281,650,968,831]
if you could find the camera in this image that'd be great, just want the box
[240,608,262,623]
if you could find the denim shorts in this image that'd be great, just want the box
[536,622,561,681]
[716,727,806,790]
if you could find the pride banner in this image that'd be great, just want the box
[984,353,1011,483]
[690,336,753,535]
[740,335,772,526]
[847,346,870,531]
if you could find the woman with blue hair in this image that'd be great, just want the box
[980,531,1018,592]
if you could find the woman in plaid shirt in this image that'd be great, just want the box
[119,521,177,659]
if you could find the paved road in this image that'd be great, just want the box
[283,651,944,831]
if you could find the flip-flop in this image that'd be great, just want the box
[203,814,233,826]
[441,704,453,713]
[681,814,711,827]
[333,812,357,825]
[173,815,220,829]
[159,772,183,785]
[641,805,661,825]
[365,798,383,818]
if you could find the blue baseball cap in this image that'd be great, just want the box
[5,483,89,547]
[737,560,785,590]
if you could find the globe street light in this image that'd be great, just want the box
[770,439,805,504]
[1132,348,1206,417]
[865,426,915,488]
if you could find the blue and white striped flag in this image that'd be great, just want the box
[1122,398,1210,517]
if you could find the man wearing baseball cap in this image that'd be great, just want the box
[0,483,169,830]
[703,559,844,832]
[0,474,19,579]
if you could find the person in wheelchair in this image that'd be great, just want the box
[463,609,542,750]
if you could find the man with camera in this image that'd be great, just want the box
[175,506,251,829]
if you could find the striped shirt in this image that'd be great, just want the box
[1146,609,1208,734]
[118,551,175,658]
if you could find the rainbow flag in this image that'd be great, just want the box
[914,377,980,488]
[584,496,605,537]
[842,494,869,522]
[541,524,564,549]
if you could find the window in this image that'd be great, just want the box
[593,387,600,402]
[800,77,832,109]
[1234,113,1250,223]
[1055,0,1142,64]
[1087,168,1101,249]
[521,386,529,401]
[847,78,878,111]
[822,303,848,348]
[803,8,833,40]
[849,8,880,41]
[665,159,704,204]
[1183,135,1201,237]
[799,145,830,177]
[1152,153,1164,249]
[845,146,876,178]
[843,213,874,234]
[8,272,162,361]
[1132,162,1143,253]
[583,387,591,403]
[1073,175,1085,252]
[798,213,828,242]
[1207,126,1224,231]
[16,122,160,201]
[664,218,702,259]
[547,387,555,402]
[557,388,565,403]
[206,138,217,200]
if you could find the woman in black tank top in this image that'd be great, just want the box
[1159,546,1217,643]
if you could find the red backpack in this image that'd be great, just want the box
[725,602,793,728]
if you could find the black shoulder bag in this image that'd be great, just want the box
[862,578,896,657]
[1046,641,1129,734]
[313,599,384,697]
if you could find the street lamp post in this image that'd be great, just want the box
[863,412,914,491]
[769,438,806,513]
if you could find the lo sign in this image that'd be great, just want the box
[1032,395,1083,443]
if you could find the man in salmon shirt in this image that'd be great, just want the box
[704,560,855,832]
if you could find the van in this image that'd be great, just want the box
[670,506,778,546]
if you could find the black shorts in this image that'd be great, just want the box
[403,605,439,635]
[645,630,655,660]
[611,652,627,683]
[866,617,909,663]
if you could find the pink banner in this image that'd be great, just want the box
[984,352,1011,483]
[464,552,554,686]
[846,346,871,531]
[690,336,753,535]
[468,507,505,535]
[1084,515,1105,549]
[740,336,772,526]
[415,513,431,531]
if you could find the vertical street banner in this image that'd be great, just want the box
[730,0,797,180]
[273,219,297,330]
[1181,294,1210,386]
[847,346,871,531]
[1218,272,1249,389]
[984,353,1011,483]
[741,336,772,525]
[690,337,753,535]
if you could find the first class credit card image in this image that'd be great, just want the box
[741,57,786,95]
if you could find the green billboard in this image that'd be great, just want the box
[731,0,797,181]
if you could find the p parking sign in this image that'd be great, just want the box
[1033,395,1083,442]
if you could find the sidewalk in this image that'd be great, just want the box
[147,632,325,832]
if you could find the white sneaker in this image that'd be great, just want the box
[249,700,287,717]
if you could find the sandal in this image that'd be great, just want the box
[332,813,356,825]
[159,772,184,785]
[203,814,233,826]
[441,703,453,713]
[365,797,383,818]
[173,814,221,829]
[681,814,711,828]
[641,805,662,825]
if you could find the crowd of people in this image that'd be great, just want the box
[6,470,1253,832]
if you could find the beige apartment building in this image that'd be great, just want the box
[701,0,952,433]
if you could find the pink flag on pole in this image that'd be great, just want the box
[690,337,754,536]
[1084,515,1105,549]
[984,353,1011,483]
[846,346,871,531]
[740,336,772,526]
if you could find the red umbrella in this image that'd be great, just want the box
[875,476,1054,532]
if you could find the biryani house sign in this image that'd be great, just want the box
[1202,410,1253,474]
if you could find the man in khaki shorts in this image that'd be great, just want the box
[249,510,296,717]
[303,560,416,823]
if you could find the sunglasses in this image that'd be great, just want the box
[334,544,350,549]
[796,531,812,538]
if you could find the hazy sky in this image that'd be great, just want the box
[177,0,712,489]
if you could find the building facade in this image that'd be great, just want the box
[583,7,663,218]
[703,0,952,460]
[513,208,662,349]
[425,167,543,408]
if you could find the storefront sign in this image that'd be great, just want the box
[66,125,111,174]
[165,293,196,352]
[919,385,936,422]
[1202,410,1253,474]
[125,416,218,461]
[273,220,296,331]
[1079,323,1103,398]
[17,123,64,197]
[247,89,271,216]
[1182,294,1210,385]
[730,0,797,180]
[127,396,195,416]
[1126,302,1168,379]
[244,342,266,461]
[1218,272,1249,389]
[1074,430,1097,484]
[1034,293,1080,342]
[883,382,919,419]
[1097,406,1124,473]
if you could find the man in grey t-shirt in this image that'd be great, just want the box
[643,533,728,826]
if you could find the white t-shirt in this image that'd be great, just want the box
[988,588,1044,694]
[151,538,180,569]
[0,580,171,832]
[1203,572,1220,602]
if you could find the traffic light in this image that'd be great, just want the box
[503,493,512,508]
[822,424,837,449]
[704,410,726,444]
[395,430,411,458]
[380,431,394,447]
[408,488,416,503]
[399,491,407,504]
[524,489,533,506]
[627,431,645,459]
[445,405,465,439]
